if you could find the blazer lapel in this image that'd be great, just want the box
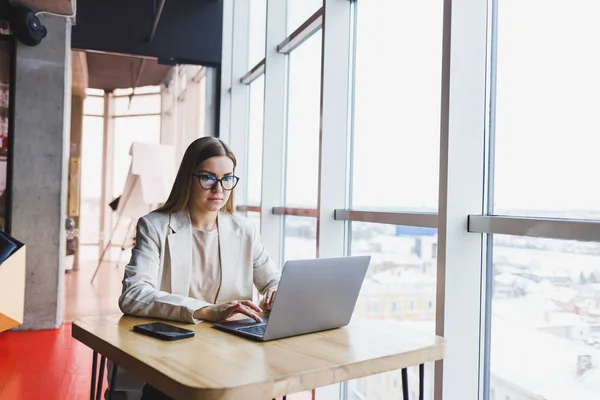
[167,209,192,296]
[215,213,242,303]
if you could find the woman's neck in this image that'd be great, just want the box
[188,204,218,231]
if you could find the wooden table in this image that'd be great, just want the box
[72,314,446,400]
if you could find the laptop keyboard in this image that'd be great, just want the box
[237,324,266,336]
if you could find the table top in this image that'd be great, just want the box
[72,314,445,400]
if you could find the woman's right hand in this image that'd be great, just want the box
[194,300,263,323]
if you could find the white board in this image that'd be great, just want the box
[116,166,151,220]
[116,142,176,220]
[131,142,176,205]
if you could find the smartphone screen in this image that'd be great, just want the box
[133,322,195,341]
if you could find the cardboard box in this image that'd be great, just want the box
[0,232,26,333]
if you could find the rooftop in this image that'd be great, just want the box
[492,316,600,399]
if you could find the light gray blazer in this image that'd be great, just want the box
[118,208,280,323]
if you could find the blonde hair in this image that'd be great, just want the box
[156,137,237,214]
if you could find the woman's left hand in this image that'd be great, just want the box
[263,288,277,310]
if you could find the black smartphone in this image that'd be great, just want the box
[133,322,195,341]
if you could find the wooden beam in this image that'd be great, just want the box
[21,0,75,16]
[71,50,88,97]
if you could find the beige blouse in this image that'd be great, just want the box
[188,228,222,303]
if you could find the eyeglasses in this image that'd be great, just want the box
[192,174,240,191]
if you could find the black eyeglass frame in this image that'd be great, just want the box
[192,174,240,191]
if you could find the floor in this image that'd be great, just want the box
[0,322,101,400]
[63,245,125,323]
[0,245,312,400]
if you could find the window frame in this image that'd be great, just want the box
[219,0,600,399]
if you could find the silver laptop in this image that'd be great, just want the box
[212,255,371,341]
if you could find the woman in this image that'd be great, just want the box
[111,137,280,400]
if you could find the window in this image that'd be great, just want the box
[247,76,265,206]
[83,95,104,116]
[113,86,160,96]
[492,1,600,219]
[113,94,161,116]
[490,235,600,400]
[285,33,322,208]
[248,0,267,68]
[246,211,261,233]
[351,222,437,322]
[487,4,600,398]
[79,115,104,244]
[112,116,161,198]
[86,88,105,96]
[348,222,437,399]
[287,0,322,34]
[283,216,316,262]
[225,0,600,399]
[351,0,444,212]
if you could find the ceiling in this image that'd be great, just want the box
[71,0,222,67]
[15,0,175,92]
[85,52,172,92]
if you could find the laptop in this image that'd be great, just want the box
[212,255,371,341]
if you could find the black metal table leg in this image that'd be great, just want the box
[401,368,409,400]
[108,363,119,400]
[90,351,98,400]
[419,364,424,400]
[96,356,106,400]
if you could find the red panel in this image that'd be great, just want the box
[0,323,106,400]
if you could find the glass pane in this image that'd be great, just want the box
[276,217,316,400]
[352,0,443,212]
[283,216,317,262]
[86,88,104,96]
[83,96,104,116]
[348,222,437,399]
[285,33,322,208]
[490,235,600,400]
[114,94,161,116]
[247,76,265,206]
[80,116,104,244]
[493,1,600,219]
[246,211,261,233]
[287,0,322,34]
[112,116,161,198]
[248,0,267,68]
[113,86,161,96]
